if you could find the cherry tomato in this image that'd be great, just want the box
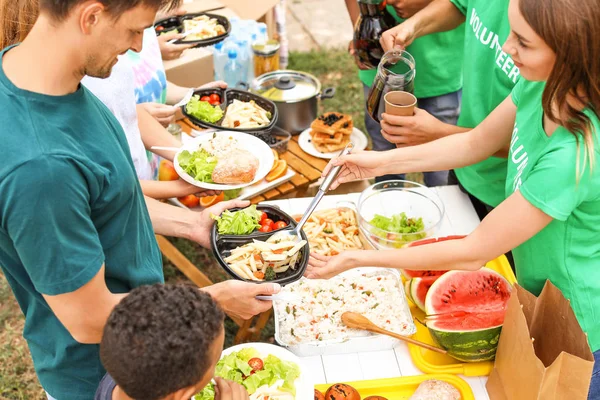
[209,93,220,103]
[273,221,287,230]
[209,99,220,106]
[248,358,264,371]
[259,225,272,232]
[259,212,268,223]
[156,26,165,32]
[200,96,211,102]
[262,219,274,229]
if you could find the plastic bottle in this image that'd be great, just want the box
[223,49,243,88]
[257,23,268,43]
[212,41,227,81]
[229,16,241,41]
[235,39,250,85]
[247,33,257,82]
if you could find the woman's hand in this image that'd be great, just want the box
[195,80,228,91]
[305,252,358,279]
[380,110,446,146]
[171,180,221,198]
[380,20,418,52]
[347,40,372,70]
[321,150,389,190]
[157,32,195,61]
[139,102,177,127]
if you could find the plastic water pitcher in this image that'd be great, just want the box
[223,49,244,88]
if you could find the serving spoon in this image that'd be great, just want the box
[270,142,354,243]
[341,312,447,355]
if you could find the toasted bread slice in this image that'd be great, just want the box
[310,131,345,145]
[311,112,353,135]
[314,140,349,153]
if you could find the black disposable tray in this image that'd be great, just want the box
[211,205,309,285]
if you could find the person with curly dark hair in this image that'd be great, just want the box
[95,284,248,400]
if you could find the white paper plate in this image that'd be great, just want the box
[174,131,275,190]
[202,342,313,399]
[298,127,368,159]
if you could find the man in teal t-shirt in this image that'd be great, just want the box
[379,0,519,218]
[0,2,278,399]
[345,0,464,187]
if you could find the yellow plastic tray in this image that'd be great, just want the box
[315,374,475,399]
[406,254,517,376]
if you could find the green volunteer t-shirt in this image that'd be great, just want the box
[507,79,600,352]
[450,0,518,207]
[0,46,163,399]
[358,5,464,99]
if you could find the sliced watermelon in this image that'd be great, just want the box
[400,235,465,279]
[410,277,437,312]
[425,267,512,362]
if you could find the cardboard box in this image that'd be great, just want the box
[219,0,279,22]
[164,8,241,88]
[181,0,224,14]
[164,1,279,88]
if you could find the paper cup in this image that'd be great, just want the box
[384,91,417,117]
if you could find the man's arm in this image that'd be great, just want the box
[380,0,465,51]
[344,0,360,26]
[43,265,125,344]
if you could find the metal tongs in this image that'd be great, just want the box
[271,142,355,243]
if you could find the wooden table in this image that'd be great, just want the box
[179,119,329,203]
[262,188,490,399]
[160,119,329,343]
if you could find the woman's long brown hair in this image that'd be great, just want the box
[0,0,38,49]
[520,0,600,176]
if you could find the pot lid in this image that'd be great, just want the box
[252,70,321,102]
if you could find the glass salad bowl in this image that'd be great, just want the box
[356,180,445,250]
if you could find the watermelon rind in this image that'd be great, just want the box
[424,268,511,363]
[404,279,414,304]
[410,278,428,312]
[427,323,502,362]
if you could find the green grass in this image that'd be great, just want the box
[0,48,420,398]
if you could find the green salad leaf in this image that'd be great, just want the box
[212,205,262,235]
[370,213,426,246]
[194,348,301,399]
[186,95,224,123]
[224,188,243,200]
[178,149,218,183]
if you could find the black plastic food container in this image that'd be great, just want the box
[211,205,309,285]
[182,88,279,137]
[154,12,231,48]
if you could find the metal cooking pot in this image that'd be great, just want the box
[251,70,335,135]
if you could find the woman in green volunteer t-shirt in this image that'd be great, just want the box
[307,0,600,394]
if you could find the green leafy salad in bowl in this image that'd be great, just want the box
[368,212,427,248]
[194,347,301,399]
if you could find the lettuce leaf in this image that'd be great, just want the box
[212,205,262,235]
[194,348,300,398]
[186,95,224,123]
[177,149,218,183]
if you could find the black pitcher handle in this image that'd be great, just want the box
[319,87,336,99]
